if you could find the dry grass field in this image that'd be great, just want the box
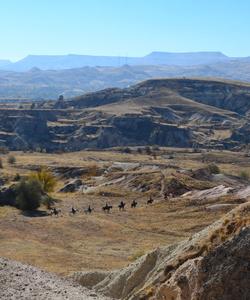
[0,148,249,276]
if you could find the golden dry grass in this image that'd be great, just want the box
[0,148,249,275]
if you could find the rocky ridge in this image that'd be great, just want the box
[72,202,250,300]
[0,257,109,300]
[0,78,249,151]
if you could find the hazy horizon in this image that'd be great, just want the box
[0,0,249,61]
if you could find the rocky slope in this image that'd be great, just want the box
[0,78,249,151]
[72,202,250,300]
[0,257,109,300]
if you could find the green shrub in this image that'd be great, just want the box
[239,170,250,181]
[207,163,220,174]
[13,173,21,181]
[15,178,43,211]
[7,155,16,165]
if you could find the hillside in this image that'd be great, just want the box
[0,78,249,151]
[73,202,250,299]
[0,258,109,300]
[0,148,249,299]
[1,60,250,100]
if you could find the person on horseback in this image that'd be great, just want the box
[118,200,126,211]
[131,199,138,208]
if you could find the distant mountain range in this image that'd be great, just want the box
[1,51,249,71]
[0,60,12,68]
[1,60,250,100]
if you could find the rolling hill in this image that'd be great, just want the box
[1,60,250,100]
[0,78,249,151]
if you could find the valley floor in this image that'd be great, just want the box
[0,148,249,275]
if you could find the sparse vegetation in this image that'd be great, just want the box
[129,250,145,261]
[29,168,57,193]
[207,163,220,174]
[7,155,16,165]
[239,170,250,181]
[42,194,56,209]
[13,173,21,181]
[0,148,249,276]
[15,178,43,211]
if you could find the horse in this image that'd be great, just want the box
[118,201,126,211]
[131,200,138,208]
[50,207,61,217]
[102,203,113,213]
[84,205,94,214]
[147,196,154,205]
[70,206,78,215]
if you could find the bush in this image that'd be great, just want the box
[0,158,3,169]
[13,173,21,181]
[41,194,56,209]
[239,170,250,181]
[15,178,43,211]
[122,147,132,154]
[29,168,57,193]
[7,155,16,165]
[207,163,220,174]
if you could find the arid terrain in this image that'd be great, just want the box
[0,148,249,278]
[0,78,250,299]
[1,78,250,152]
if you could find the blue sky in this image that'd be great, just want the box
[0,0,249,61]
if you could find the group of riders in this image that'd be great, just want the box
[50,196,154,216]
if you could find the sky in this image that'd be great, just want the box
[0,0,249,61]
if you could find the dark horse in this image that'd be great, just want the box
[118,201,126,211]
[84,205,94,214]
[102,203,113,213]
[131,200,138,208]
[147,196,154,205]
[70,206,78,215]
[50,207,61,217]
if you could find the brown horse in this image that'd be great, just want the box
[118,201,126,211]
[131,200,138,208]
[102,203,113,213]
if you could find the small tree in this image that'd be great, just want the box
[207,163,220,174]
[239,170,250,181]
[29,168,57,193]
[8,155,16,165]
[15,178,42,211]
